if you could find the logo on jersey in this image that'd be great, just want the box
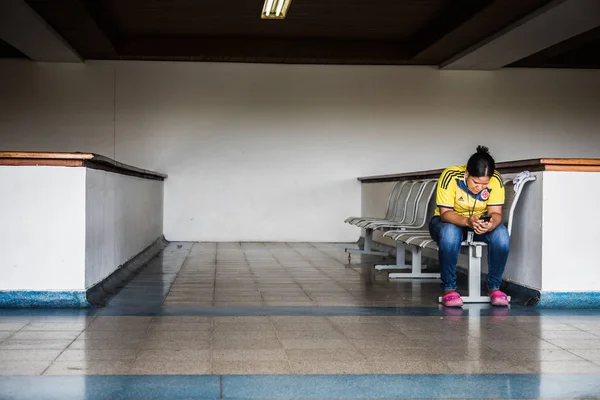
[480,189,490,200]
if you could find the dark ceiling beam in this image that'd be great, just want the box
[0,0,81,62]
[412,0,552,65]
[441,0,600,70]
[24,0,119,59]
[0,37,28,59]
[509,25,600,68]
[405,0,493,60]
[120,37,412,64]
[78,0,122,53]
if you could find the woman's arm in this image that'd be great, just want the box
[440,207,477,228]
[482,205,503,232]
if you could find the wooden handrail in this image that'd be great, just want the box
[358,158,600,183]
[0,152,167,181]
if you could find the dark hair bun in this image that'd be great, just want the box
[476,145,490,154]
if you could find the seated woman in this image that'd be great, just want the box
[429,145,510,307]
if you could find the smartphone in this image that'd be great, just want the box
[479,214,492,223]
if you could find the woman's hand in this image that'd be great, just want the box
[473,219,492,235]
[466,215,479,229]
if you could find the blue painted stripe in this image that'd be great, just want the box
[0,291,91,308]
[1,374,600,399]
[99,305,600,317]
[3,305,600,318]
[223,374,600,399]
[536,291,600,308]
[0,375,220,400]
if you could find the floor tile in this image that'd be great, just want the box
[137,348,209,361]
[0,361,51,376]
[327,316,394,324]
[348,337,425,350]
[147,322,212,331]
[140,339,211,350]
[67,338,143,350]
[215,330,278,340]
[285,349,366,362]
[146,330,211,340]
[77,330,147,340]
[20,322,88,332]
[55,349,138,362]
[360,348,436,362]
[212,338,283,350]
[276,329,345,340]
[213,360,292,374]
[0,349,63,361]
[43,361,133,375]
[535,330,600,340]
[522,360,600,373]
[0,322,29,331]
[280,338,354,350]
[9,331,81,340]
[545,339,600,350]
[494,348,587,362]
[485,339,561,351]
[427,347,502,361]
[0,339,72,350]
[212,349,288,362]
[273,322,337,332]
[368,361,450,374]
[85,317,153,331]
[289,360,373,374]
[568,349,600,361]
[151,316,211,324]
[446,360,531,374]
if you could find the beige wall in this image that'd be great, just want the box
[1,59,599,241]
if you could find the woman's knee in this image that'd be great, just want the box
[438,223,463,248]
[489,224,510,252]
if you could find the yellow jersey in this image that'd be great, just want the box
[434,165,505,217]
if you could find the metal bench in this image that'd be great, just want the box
[382,174,536,303]
[344,180,429,259]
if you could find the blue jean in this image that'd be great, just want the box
[428,216,510,291]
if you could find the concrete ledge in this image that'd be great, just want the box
[0,291,90,308]
[535,292,600,309]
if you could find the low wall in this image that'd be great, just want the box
[0,152,166,307]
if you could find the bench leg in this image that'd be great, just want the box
[385,245,440,279]
[345,228,389,261]
[374,242,411,271]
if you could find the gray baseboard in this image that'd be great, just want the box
[86,236,169,307]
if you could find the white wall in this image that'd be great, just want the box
[541,171,600,291]
[0,62,115,157]
[0,166,86,290]
[1,59,600,241]
[85,169,163,288]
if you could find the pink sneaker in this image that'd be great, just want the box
[442,292,463,307]
[490,290,509,306]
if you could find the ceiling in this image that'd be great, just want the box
[1,0,599,68]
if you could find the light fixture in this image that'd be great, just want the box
[261,0,292,19]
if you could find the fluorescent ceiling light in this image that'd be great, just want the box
[262,0,292,19]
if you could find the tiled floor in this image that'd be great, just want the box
[163,242,441,307]
[1,242,600,399]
